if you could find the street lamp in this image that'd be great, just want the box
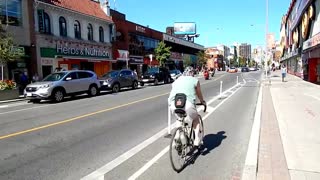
[265,0,269,78]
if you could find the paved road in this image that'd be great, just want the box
[0,71,262,180]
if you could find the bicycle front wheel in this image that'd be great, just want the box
[169,127,187,172]
[199,115,204,140]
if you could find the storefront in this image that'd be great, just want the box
[169,52,183,71]
[38,38,113,78]
[6,46,32,81]
[302,32,320,83]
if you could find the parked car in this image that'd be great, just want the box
[24,70,100,103]
[141,67,172,86]
[169,69,182,81]
[241,67,250,72]
[227,67,238,73]
[249,67,257,71]
[99,69,139,93]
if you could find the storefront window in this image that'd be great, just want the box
[99,26,104,42]
[74,20,81,39]
[0,0,22,26]
[87,23,93,41]
[43,12,51,34]
[59,16,67,37]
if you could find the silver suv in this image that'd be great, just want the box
[24,70,100,103]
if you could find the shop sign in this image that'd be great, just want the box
[303,32,320,50]
[292,0,313,28]
[56,44,110,58]
[301,4,315,40]
[129,56,143,64]
[41,58,54,65]
[117,50,129,61]
[136,26,146,33]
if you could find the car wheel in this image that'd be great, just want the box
[112,83,120,93]
[132,81,138,89]
[88,85,98,96]
[52,89,64,103]
[154,79,158,86]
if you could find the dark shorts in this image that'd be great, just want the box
[282,73,286,78]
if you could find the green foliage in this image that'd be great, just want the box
[196,51,208,67]
[0,25,24,65]
[238,57,247,67]
[0,80,16,90]
[249,60,256,67]
[154,41,171,67]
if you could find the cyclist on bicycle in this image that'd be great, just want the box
[168,66,206,147]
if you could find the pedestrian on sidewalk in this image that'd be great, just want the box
[281,64,287,82]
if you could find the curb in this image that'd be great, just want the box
[241,84,263,180]
[0,98,26,104]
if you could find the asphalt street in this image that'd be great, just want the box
[0,71,263,180]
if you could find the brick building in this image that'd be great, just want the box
[110,9,163,76]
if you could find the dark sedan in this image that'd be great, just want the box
[241,67,249,72]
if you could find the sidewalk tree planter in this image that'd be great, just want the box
[0,88,20,101]
[0,80,20,101]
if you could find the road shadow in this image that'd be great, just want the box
[179,131,227,172]
[201,131,227,155]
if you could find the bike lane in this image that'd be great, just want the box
[99,77,261,180]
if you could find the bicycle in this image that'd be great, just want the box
[169,102,207,172]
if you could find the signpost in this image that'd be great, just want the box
[149,54,153,66]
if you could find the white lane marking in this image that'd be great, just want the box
[0,101,29,109]
[304,94,320,101]
[241,85,262,180]
[128,146,170,180]
[0,104,52,115]
[81,81,243,180]
[126,79,245,180]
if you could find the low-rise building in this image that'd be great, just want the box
[33,0,114,78]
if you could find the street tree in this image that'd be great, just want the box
[154,41,171,67]
[196,50,208,68]
[239,57,247,67]
[0,23,24,80]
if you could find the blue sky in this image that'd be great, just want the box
[110,0,291,48]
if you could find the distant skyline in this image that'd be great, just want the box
[109,0,291,48]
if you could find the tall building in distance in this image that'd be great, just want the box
[267,33,276,50]
[239,43,252,59]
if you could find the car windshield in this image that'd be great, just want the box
[102,71,119,78]
[148,67,159,73]
[42,72,67,81]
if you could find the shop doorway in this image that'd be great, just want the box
[80,62,94,71]
[42,65,52,79]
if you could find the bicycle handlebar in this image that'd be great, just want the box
[195,102,207,113]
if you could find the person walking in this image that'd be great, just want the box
[281,64,287,82]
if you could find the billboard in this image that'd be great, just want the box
[174,22,196,35]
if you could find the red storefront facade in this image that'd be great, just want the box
[111,10,163,76]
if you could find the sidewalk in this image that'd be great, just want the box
[257,71,320,180]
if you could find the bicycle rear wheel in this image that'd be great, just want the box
[169,127,188,172]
